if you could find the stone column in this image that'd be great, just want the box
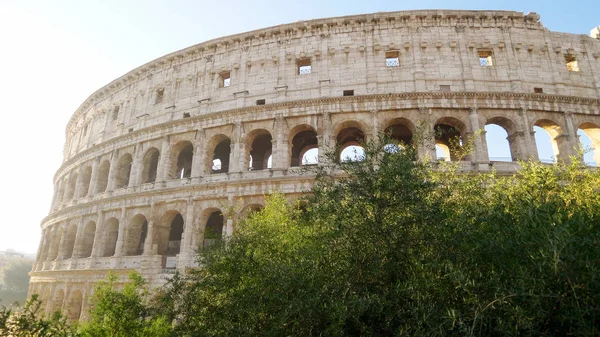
[143,202,156,256]
[71,216,85,259]
[86,157,101,197]
[468,107,489,171]
[318,111,333,165]
[113,207,127,257]
[556,111,581,162]
[157,136,171,181]
[106,150,120,191]
[190,130,206,179]
[130,146,145,186]
[231,122,243,173]
[90,211,104,258]
[35,229,48,270]
[517,108,539,161]
[178,198,196,268]
[417,107,436,161]
[271,115,287,171]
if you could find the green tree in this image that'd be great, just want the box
[78,272,171,337]
[0,294,78,337]
[2,260,33,292]
[151,136,600,336]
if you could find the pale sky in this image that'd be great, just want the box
[0,0,598,254]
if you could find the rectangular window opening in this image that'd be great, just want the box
[297,58,312,75]
[256,99,266,105]
[565,55,580,72]
[155,89,164,104]
[183,112,191,118]
[385,51,399,67]
[128,128,134,133]
[534,87,544,93]
[112,106,120,121]
[478,50,493,67]
[219,71,231,87]
[439,85,451,92]
[343,90,354,96]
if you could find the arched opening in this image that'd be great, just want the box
[290,127,319,167]
[50,289,65,314]
[67,290,83,321]
[578,123,600,166]
[79,221,96,258]
[55,178,67,207]
[171,141,194,179]
[114,154,133,189]
[203,210,223,248]
[64,172,78,202]
[384,118,414,157]
[434,117,466,161]
[76,166,92,198]
[485,124,512,162]
[336,125,366,162]
[95,160,110,193]
[247,130,273,170]
[102,218,119,257]
[60,224,78,260]
[485,117,520,162]
[123,214,148,256]
[47,227,63,261]
[142,148,160,183]
[157,212,184,256]
[40,288,51,314]
[209,136,230,174]
[533,119,563,164]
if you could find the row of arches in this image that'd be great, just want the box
[38,208,226,265]
[54,113,600,208]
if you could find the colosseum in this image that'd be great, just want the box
[29,10,600,320]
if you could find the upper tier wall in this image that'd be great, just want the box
[63,10,600,163]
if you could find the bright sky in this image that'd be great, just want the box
[0,0,597,254]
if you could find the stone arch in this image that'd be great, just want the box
[54,177,68,207]
[66,289,83,321]
[383,117,415,157]
[123,214,148,256]
[207,135,231,174]
[63,171,78,202]
[40,287,51,314]
[335,121,367,162]
[201,208,224,248]
[142,147,160,183]
[434,116,467,161]
[533,119,564,163]
[577,122,600,166]
[114,153,133,189]
[170,141,194,179]
[50,288,65,314]
[60,223,78,260]
[101,217,119,257]
[289,124,318,167]
[239,203,264,219]
[485,116,520,162]
[246,129,273,170]
[78,221,96,258]
[76,166,92,198]
[94,160,111,193]
[157,211,184,256]
[47,225,64,261]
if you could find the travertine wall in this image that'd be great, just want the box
[30,10,600,321]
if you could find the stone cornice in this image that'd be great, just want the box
[55,91,600,182]
[64,9,547,134]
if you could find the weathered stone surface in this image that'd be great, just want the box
[29,10,600,321]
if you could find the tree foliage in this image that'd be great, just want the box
[155,136,600,336]
[78,272,171,337]
[2,260,33,292]
[0,294,77,337]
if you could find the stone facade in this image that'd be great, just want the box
[29,10,600,321]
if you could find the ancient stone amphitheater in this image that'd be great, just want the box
[29,10,600,320]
